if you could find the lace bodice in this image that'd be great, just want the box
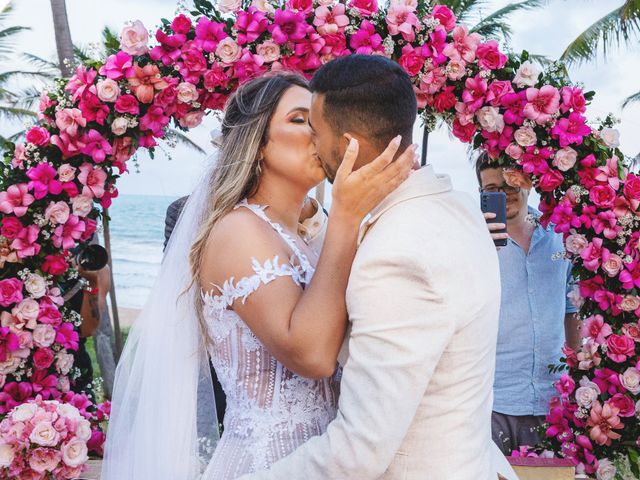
[201,201,339,479]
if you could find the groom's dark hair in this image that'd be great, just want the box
[309,55,417,150]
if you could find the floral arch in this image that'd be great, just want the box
[0,0,638,477]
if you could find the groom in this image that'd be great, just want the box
[242,55,511,480]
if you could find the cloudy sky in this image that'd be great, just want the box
[3,0,640,199]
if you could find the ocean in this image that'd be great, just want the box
[107,194,178,309]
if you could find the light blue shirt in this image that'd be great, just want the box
[493,211,576,416]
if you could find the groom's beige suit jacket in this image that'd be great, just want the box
[247,166,503,480]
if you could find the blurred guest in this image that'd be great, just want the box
[476,152,580,454]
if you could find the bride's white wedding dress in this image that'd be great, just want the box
[201,200,340,479]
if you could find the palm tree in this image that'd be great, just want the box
[560,0,640,107]
[0,1,54,146]
[49,0,75,78]
[436,0,548,43]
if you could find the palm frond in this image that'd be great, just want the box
[622,89,640,108]
[0,70,55,83]
[167,129,206,155]
[102,26,121,56]
[73,45,91,64]
[0,105,36,122]
[560,1,640,65]
[471,0,548,40]
[12,85,44,111]
[22,53,60,75]
[436,0,488,23]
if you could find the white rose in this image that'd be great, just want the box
[574,386,599,408]
[514,126,537,147]
[72,195,94,218]
[216,37,241,63]
[111,117,129,136]
[24,273,47,299]
[11,403,38,422]
[620,367,640,395]
[96,79,120,103]
[57,164,76,182]
[176,82,199,104]
[553,147,578,172]
[58,376,70,393]
[600,128,620,148]
[596,458,616,480]
[44,201,70,225]
[513,60,540,87]
[74,419,92,442]
[29,421,60,447]
[57,403,82,421]
[251,0,275,13]
[476,106,504,133]
[218,0,242,13]
[61,439,88,467]
[12,298,39,327]
[0,443,14,468]
[55,352,75,375]
[0,355,21,375]
[602,253,623,277]
[33,324,56,348]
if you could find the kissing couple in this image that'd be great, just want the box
[102,54,517,480]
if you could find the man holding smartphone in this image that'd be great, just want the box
[475,152,581,455]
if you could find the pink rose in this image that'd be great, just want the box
[178,111,205,129]
[0,279,23,307]
[514,126,537,147]
[622,323,640,342]
[0,217,22,240]
[505,143,523,160]
[620,295,640,312]
[57,164,77,182]
[96,78,120,102]
[12,298,39,327]
[256,40,281,63]
[26,127,51,146]
[620,367,640,394]
[475,40,507,70]
[114,94,140,115]
[171,14,192,34]
[120,20,149,56]
[431,5,456,31]
[58,376,70,393]
[44,201,70,225]
[589,185,617,209]
[30,422,60,447]
[61,439,88,467]
[602,252,623,277]
[215,37,242,63]
[33,324,56,348]
[55,352,74,375]
[176,82,199,104]
[251,0,275,13]
[606,334,635,363]
[565,233,588,255]
[348,0,378,17]
[445,59,467,80]
[607,394,636,418]
[33,348,54,370]
[71,194,94,217]
[476,106,504,133]
[600,128,620,148]
[218,0,242,13]
[42,254,69,276]
[28,447,61,473]
[552,147,577,172]
[538,169,564,192]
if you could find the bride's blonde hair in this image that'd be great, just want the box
[189,73,309,339]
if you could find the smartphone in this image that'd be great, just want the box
[480,192,507,247]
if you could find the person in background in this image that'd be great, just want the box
[476,151,581,454]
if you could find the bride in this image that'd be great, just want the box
[101,72,416,479]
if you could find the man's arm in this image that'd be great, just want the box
[564,262,581,350]
[242,247,455,479]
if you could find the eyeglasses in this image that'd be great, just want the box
[480,184,521,194]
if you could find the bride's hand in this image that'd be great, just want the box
[331,135,418,226]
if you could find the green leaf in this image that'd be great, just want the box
[629,447,640,478]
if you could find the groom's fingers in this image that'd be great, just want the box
[335,137,359,181]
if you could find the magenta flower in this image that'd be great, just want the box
[38,298,63,327]
[348,0,378,17]
[349,20,384,55]
[0,278,23,308]
[139,106,170,137]
[50,131,85,159]
[77,163,107,199]
[523,85,560,125]
[620,261,640,290]
[78,92,110,125]
[150,29,186,66]
[231,51,266,84]
[114,94,140,115]
[595,157,622,191]
[501,91,527,125]
[443,25,481,63]
[606,334,635,363]
[461,74,487,113]
[65,65,97,103]
[592,210,621,240]
[293,33,325,71]
[10,224,41,259]
[0,382,33,414]
[551,112,591,147]
[55,323,79,351]
[25,126,51,147]
[560,85,586,114]
[29,369,60,400]
[555,373,576,398]
[235,8,269,45]
[386,5,420,42]
[81,129,112,164]
[581,238,604,272]
[99,51,133,80]
[431,5,456,31]
[476,40,507,70]
[0,327,20,363]
[270,10,308,44]
[194,17,228,52]
[52,215,85,250]
[581,314,612,344]
[55,108,86,137]
[0,184,35,217]
[26,163,63,200]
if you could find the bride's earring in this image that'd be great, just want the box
[255,159,263,179]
